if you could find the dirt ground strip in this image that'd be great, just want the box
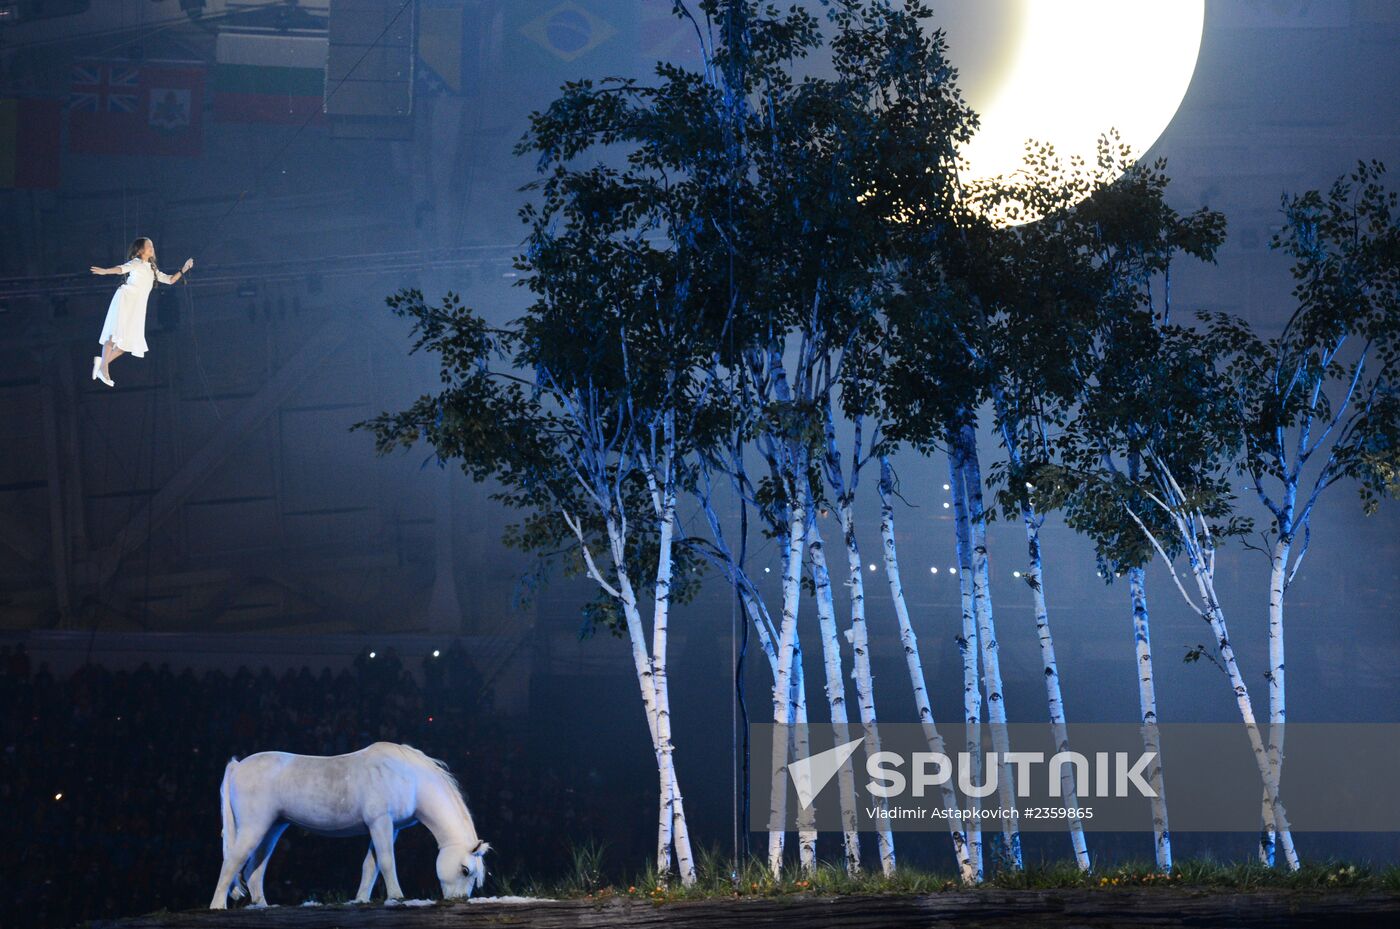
[86,889,1400,929]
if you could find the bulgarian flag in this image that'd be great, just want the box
[0,97,61,188]
[214,32,326,124]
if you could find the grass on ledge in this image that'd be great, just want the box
[485,843,1400,904]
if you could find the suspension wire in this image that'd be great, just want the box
[68,0,417,657]
[85,0,156,663]
[718,0,753,877]
[76,0,420,653]
[181,0,417,424]
[138,0,156,630]
[189,0,416,260]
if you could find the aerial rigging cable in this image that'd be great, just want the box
[83,0,414,647]
[180,0,417,416]
[84,0,160,660]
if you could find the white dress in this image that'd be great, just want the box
[97,258,173,358]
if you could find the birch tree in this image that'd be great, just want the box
[1202,161,1400,865]
[882,277,1017,869]
[1070,159,1226,873]
[358,29,748,878]
[684,0,979,876]
[967,141,1227,871]
[361,275,708,885]
[1060,316,1310,870]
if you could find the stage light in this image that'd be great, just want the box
[868,563,877,572]
[432,649,440,657]
[369,650,377,658]
[949,567,958,576]
[930,566,938,574]
[54,792,62,801]
[942,483,950,491]
[943,502,950,509]
[1013,570,1022,578]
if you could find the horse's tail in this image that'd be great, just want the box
[220,758,238,859]
[220,757,247,900]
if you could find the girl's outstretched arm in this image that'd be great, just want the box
[157,258,194,285]
[91,259,140,275]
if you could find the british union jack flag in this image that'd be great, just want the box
[69,62,140,113]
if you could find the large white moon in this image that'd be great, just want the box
[934,0,1204,212]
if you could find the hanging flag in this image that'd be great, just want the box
[417,0,469,96]
[501,1,640,121]
[0,97,61,188]
[517,1,619,64]
[214,32,327,124]
[68,59,205,157]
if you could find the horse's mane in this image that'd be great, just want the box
[390,743,478,835]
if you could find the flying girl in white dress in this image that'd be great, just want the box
[89,237,194,387]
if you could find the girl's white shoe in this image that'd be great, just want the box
[92,357,115,387]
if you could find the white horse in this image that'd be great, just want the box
[210,742,489,909]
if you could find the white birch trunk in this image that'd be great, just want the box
[700,491,787,868]
[1261,535,1295,867]
[603,517,697,886]
[1020,504,1091,870]
[879,456,978,883]
[837,500,897,876]
[1127,566,1172,871]
[957,427,1023,870]
[768,496,808,877]
[647,479,697,885]
[807,514,864,874]
[1129,469,1299,871]
[1185,546,1299,870]
[697,493,781,670]
[650,492,677,876]
[946,448,983,878]
[791,634,818,874]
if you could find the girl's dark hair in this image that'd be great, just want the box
[126,237,159,282]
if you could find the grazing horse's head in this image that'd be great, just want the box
[438,839,490,899]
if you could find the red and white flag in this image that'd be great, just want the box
[68,59,205,157]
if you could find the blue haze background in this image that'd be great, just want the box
[0,0,1396,877]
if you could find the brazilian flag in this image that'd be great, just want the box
[502,1,644,119]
